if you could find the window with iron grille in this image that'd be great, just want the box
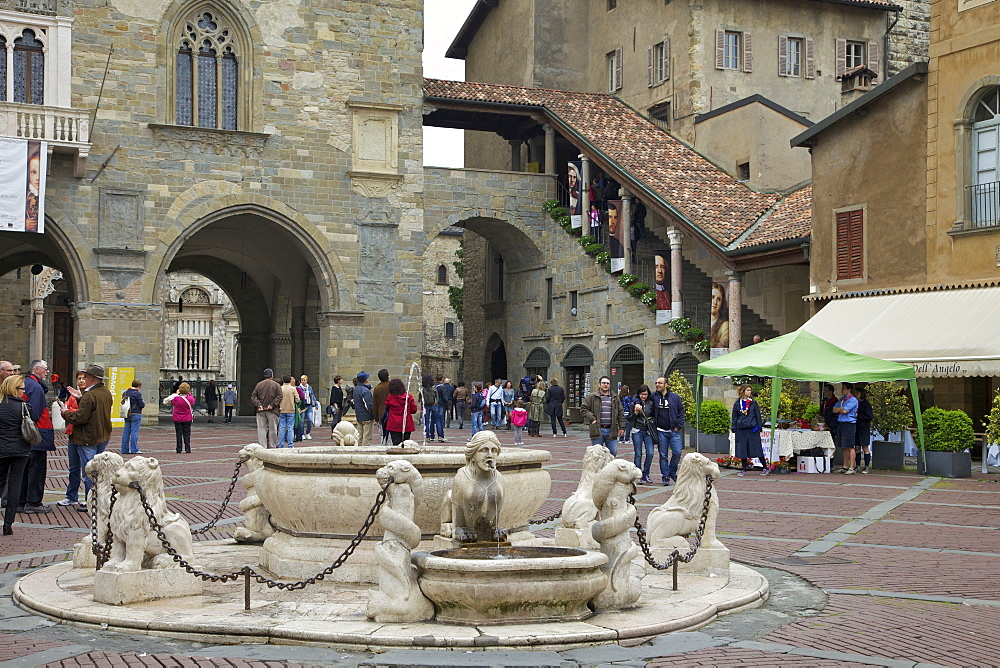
[649,102,671,131]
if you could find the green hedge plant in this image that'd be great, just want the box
[698,400,730,434]
[984,390,1000,447]
[866,381,912,440]
[923,407,974,453]
[667,371,695,425]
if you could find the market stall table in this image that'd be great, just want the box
[729,429,835,460]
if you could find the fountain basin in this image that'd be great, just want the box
[253,445,551,581]
[413,546,609,625]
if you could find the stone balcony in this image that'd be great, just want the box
[0,102,90,177]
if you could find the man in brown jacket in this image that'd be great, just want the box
[62,364,113,512]
[250,368,282,448]
[581,376,625,457]
[371,369,390,427]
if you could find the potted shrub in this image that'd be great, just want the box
[983,390,1000,466]
[668,371,695,446]
[923,407,974,478]
[867,381,912,470]
[696,400,731,453]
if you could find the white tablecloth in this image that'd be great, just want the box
[875,430,918,456]
[729,429,835,459]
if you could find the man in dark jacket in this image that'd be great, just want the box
[371,369,390,427]
[354,372,375,447]
[652,376,685,486]
[581,376,625,456]
[250,368,282,448]
[18,359,54,513]
[63,364,113,512]
[205,379,219,423]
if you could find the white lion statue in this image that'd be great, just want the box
[234,444,274,544]
[561,444,615,530]
[647,452,723,551]
[73,451,124,568]
[330,420,359,446]
[103,457,195,573]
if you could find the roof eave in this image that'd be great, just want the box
[445,0,498,60]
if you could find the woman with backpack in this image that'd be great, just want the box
[469,383,486,435]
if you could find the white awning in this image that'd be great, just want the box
[798,286,1000,378]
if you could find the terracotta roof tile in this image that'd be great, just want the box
[423,78,796,247]
[736,185,813,249]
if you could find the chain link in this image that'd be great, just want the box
[629,474,714,571]
[88,472,117,569]
[127,475,393,592]
[528,509,562,525]
[190,456,248,536]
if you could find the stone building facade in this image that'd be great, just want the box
[420,227,463,380]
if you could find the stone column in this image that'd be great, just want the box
[620,188,632,274]
[508,139,522,172]
[580,154,591,235]
[726,270,742,352]
[31,298,43,361]
[543,124,556,175]
[667,227,683,318]
[291,306,305,376]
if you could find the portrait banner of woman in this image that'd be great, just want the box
[0,139,46,233]
[567,161,582,228]
[709,281,730,356]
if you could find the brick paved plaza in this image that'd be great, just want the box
[0,420,997,667]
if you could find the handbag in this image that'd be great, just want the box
[49,400,65,431]
[119,394,132,419]
[21,401,42,446]
[312,401,322,427]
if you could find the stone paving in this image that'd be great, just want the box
[0,420,997,667]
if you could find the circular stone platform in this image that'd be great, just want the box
[13,541,768,651]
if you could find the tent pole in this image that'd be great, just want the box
[695,375,703,453]
[770,378,781,466]
[908,379,925,474]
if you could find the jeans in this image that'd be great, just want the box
[80,440,109,501]
[591,428,619,456]
[490,401,504,426]
[455,400,467,428]
[65,442,81,503]
[550,411,566,435]
[121,414,141,453]
[433,404,445,439]
[424,407,437,439]
[278,413,295,448]
[471,410,484,435]
[302,406,313,435]
[657,429,683,482]
[174,420,192,452]
[632,430,655,477]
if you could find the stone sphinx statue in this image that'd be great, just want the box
[590,459,642,610]
[73,451,124,568]
[234,444,275,544]
[367,460,434,622]
[555,444,614,549]
[439,430,506,544]
[331,420,359,446]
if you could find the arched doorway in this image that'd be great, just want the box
[485,332,507,382]
[524,347,550,383]
[159,208,336,414]
[561,344,593,418]
[666,352,700,389]
[610,344,644,394]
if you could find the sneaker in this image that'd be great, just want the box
[77,504,88,512]
[133,450,143,454]
[860,466,869,474]
[843,468,856,475]
[641,476,652,484]
[24,503,51,514]
[57,498,75,506]
[760,468,771,476]
[562,433,568,437]
[305,434,312,440]
[552,434,558,437]
[736,471,746,477]
[832,467,846,473]
[663,479,672,486]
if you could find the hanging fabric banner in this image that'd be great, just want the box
[567,160,582,229]
[0,139,46,234]
[654,249,672,325]
[607,199,624,273]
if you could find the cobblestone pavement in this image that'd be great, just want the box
[0,420,998,667]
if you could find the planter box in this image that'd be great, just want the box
[696,432,730,454]
[925,450,972,478]
[871,440,905,470]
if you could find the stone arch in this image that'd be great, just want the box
[485,332,508,382]
[666,352,700,388]
[0,207,89,304]
[421,208,545,271]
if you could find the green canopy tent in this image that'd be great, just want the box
[695,329,925,471]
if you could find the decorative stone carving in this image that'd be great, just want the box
[98,188,144,249]
[590,459,642,611]
[330,420,359,446]
[73,451,124,569]
[439,430,505,544]
[556,444,614,549]
[366,460,434,622]
[647,452,728,577]
[103,457,196,573]
[148,124,270,159]
[348,173,402,199]
[234,445,274,544]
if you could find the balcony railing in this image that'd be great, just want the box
[0,103,91,177]
[968,181,1000,229]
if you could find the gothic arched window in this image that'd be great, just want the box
[175,11,239,130]
[13,28,43,105]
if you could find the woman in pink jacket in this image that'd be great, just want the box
[167,382,195,453]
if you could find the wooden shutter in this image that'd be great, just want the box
[836,38,847,77]
[614,46,623,91]
[663,38,670,80]
[742,31,753,72]
[805,38,815,79]
[647,46,654,87]
[715,29,725,69]
[778,35,788,76]
[835,209,864,280]
[867,40,880,80]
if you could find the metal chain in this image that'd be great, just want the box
[190,456,248,536]
[528,509,562,525]
[629,474,714,571]
[88,472,117,568]
[128,476,392,591]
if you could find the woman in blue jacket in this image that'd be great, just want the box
[732,383,767,476]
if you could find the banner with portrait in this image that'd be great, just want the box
[607,199,625,273]
[654,249,672,325]
[0,139,46,234]
[567,160,582,229]
[709,280,730,358]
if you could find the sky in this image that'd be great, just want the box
[422,0,478,168]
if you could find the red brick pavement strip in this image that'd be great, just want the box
[718,510,848,541]
[646,647,870,666]
[850,521,1000,553]
[41,652,307,667]
[0,632,65,659]
[884,502,1000,527]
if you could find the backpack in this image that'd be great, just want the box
[471,393,485,411]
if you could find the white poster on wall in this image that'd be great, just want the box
[0,139,46,234]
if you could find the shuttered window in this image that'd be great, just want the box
[607,47,623,92]
[648,39,670,86]
[717,29,750,72]
[836,209,864,280]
